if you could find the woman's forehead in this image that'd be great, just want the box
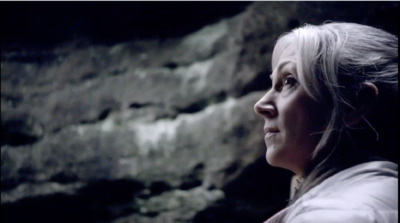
[272,45,297,71]
[272,36,297,68]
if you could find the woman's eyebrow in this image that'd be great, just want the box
[277,60,296,73]
[270,59,296,81]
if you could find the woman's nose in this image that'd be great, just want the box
[254,94,277,118]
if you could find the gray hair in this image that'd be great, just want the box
[272,22,398,204]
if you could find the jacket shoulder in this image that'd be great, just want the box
[286,161,398,223]
[290,209,397,223]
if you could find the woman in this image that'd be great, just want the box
[254,22,398,223]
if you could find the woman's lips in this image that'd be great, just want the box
[264,127,280,138]
[265,131,279,138]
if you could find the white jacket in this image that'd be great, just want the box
[264,161,398,223]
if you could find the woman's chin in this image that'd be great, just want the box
[266,150,292,172]
[265,150,281,167]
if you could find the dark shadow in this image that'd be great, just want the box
[194,156,292,223]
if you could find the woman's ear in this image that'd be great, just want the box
[345,82,379,127]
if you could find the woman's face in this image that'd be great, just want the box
[254,43,327,175]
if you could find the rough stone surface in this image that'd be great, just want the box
[1,2,398,223]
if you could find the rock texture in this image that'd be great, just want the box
[1,2,398,223]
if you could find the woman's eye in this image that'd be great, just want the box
[283,75,297,87]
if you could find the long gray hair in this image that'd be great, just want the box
[272,22,398,204]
